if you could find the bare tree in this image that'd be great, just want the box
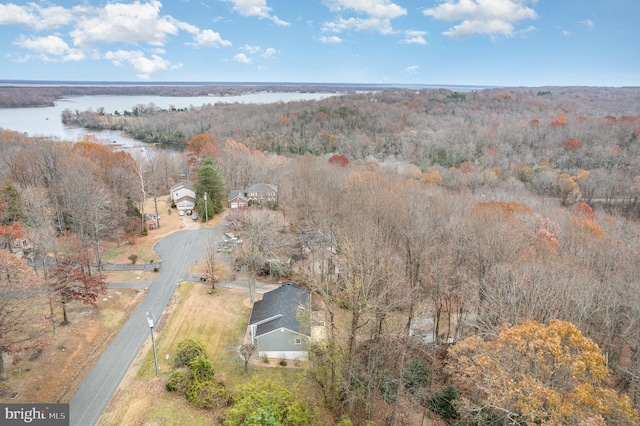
[237,209,292,303]
[203,235,219,290]
[239,343,256,373]
[0,250,46,380]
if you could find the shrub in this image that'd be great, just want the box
[378,371,398,403]
[279,359,288,367]
[336,416,353,426]
[186,380,229,409]
[165,338,228,410]
[224,379,314,426]
[165,368,191,393]
[403,357,432,394]
[189,353,215,381]
[430,385,460,420]
[173,338,206,368]
[128,254,138,264]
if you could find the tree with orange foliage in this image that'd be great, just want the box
[446,320,639,425]
[187,134,218,175]
[328,153,349,167]
[558,173,581,205]
[550,113,567,127]
[49,248,108,325]
[561,137,582,151]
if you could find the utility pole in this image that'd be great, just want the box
[153,194,160,229]
[204,191,208,224]
[147,312,159,376]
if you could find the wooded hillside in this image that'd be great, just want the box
[2,86,640,424]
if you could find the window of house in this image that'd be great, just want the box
[294,338,302,345]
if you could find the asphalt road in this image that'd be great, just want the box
[68,227,219,426]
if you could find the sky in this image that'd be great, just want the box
[0,0,638,87]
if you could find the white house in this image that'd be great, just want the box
[170,182,196,211]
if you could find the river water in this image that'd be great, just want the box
[0,92,336,149]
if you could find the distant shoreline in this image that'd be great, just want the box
[0,81,497,108]
[0,79,495,90]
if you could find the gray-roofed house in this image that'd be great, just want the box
[248,282,311,360]
[228,190,249,209]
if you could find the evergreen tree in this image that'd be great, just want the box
[0,181,26,225]
[194,157,225,220]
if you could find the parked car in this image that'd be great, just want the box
[178,210,185,216]
[191,213,198,221]
[186,210,192,215]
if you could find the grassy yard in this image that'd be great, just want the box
[98,282,324,425]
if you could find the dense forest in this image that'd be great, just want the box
[2,86,640,424]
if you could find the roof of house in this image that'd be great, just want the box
[249,282,310,338]
[171,181,194,191]
[228,189,249,201]
[246,183,278,193]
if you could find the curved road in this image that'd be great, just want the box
[69,227,219,426]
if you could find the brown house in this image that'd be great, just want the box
[228,183,278,209]
[228,190,249,209]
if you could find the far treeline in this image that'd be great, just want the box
[2,86,640,424]
[0,83,371,108]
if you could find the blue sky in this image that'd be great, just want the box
[0,0,637,86]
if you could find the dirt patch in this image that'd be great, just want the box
[0,288,144,404]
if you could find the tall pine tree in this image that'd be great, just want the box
[194,157,225,220]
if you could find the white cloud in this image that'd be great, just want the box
[562,30,571,36]
[322,0,405,35]
[319,35,344,43]
[579,19,594,31]
[322,17,394,34]
[71,1,179,49]
[242,44,262,54]
[191,29,232,47]
[233,53,252,64]
[405,65,419,74]
[223,0,290,26]
[323,0,406,19]
[104,49,176,79]
[13,35,85,62]
[423,0,537,39]
[0,3,74,31]
[2,0,230,78]
[400,30,428,45]
[261,47,278,58]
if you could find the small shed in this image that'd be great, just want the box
[248,282,311,360]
